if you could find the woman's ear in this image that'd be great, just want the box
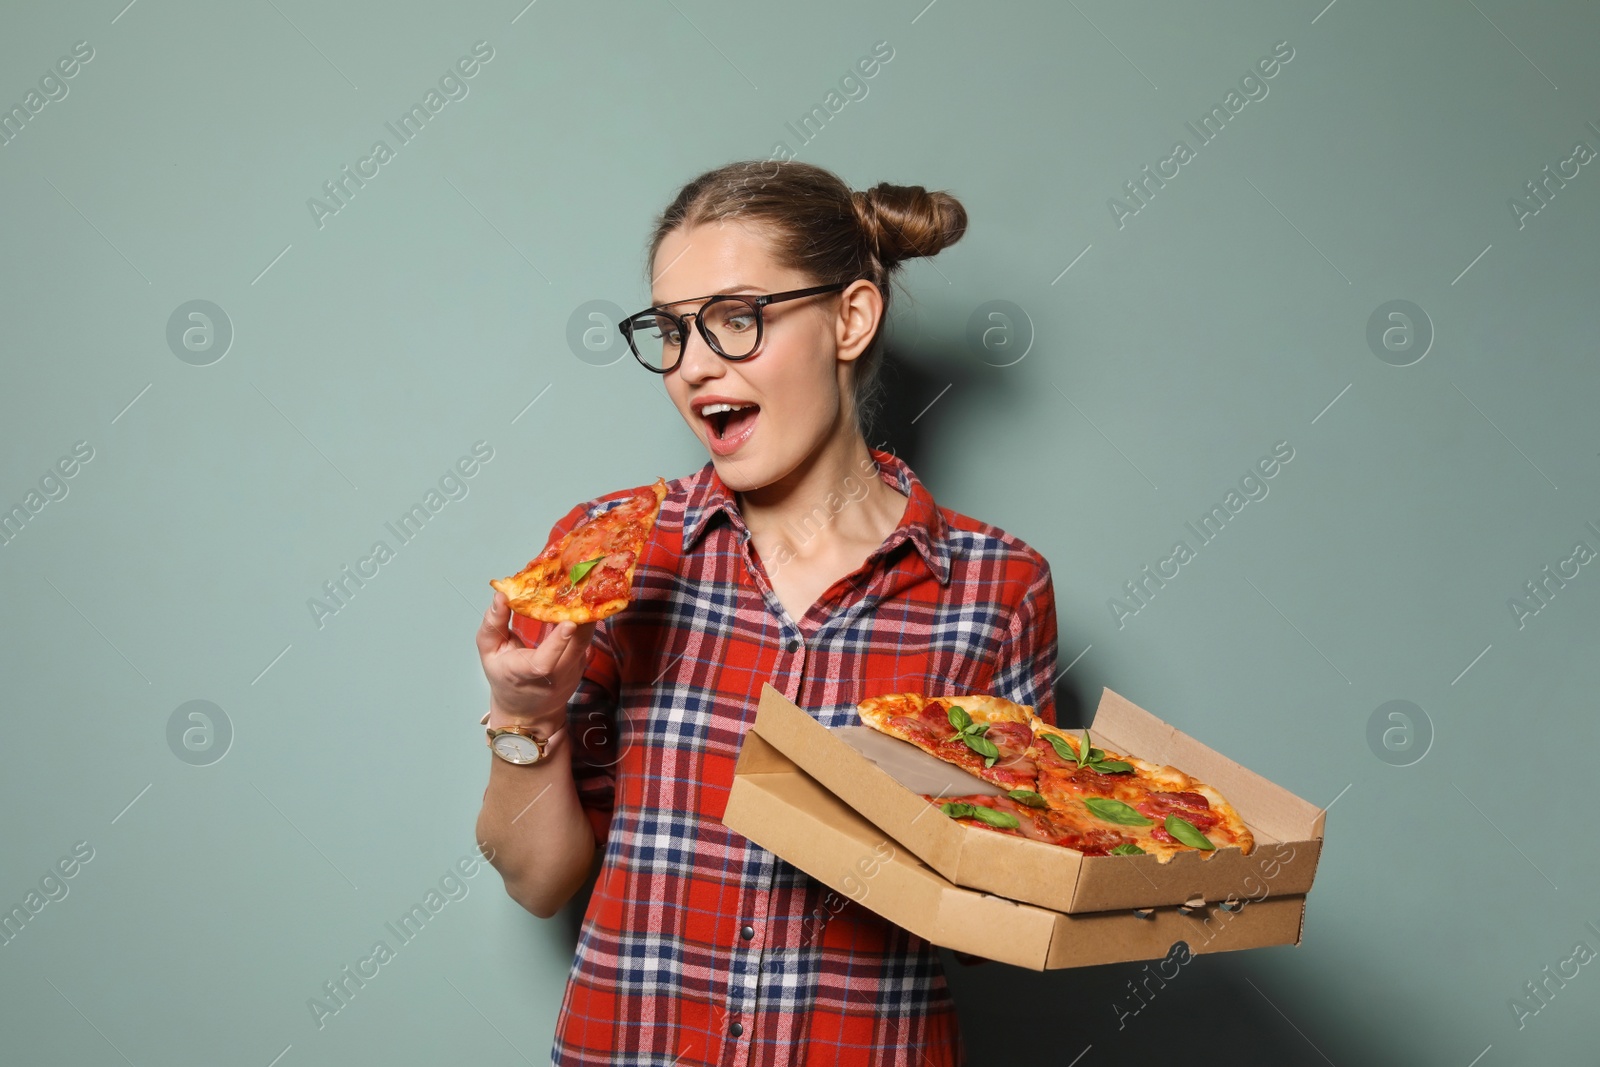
[834,280,883,365]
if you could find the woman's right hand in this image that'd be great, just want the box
[476,590,597,733]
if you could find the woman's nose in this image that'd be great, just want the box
[675,319,723,380]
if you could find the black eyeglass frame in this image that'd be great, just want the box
[618,282,851,374]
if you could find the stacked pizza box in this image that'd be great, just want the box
[722,683,1325,970]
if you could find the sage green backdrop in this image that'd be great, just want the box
[3,1,1597,1064]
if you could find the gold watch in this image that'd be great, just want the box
[481,710,565,765]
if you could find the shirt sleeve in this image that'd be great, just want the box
[987,554,1059,728]
[505,499,622,850]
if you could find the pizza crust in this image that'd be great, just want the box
[857,692,1035,731]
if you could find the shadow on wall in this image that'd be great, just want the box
[844,342,1404,1065]
[941,943,1398,1066]
[866,340,1095,729]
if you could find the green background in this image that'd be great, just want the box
[3,0,1597,1063]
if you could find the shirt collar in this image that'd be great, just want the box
[680,446,952,586]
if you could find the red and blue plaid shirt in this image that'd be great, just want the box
[511,447,1058,1067]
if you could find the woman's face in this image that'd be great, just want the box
[653,220,867,493]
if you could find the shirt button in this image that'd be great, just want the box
[729,1021,744,1037]
[787,637,800,651]
[740,924,754,940]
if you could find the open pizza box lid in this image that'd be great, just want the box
[736,682,1324,914]
[722,728,1310,971]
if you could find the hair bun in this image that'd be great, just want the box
[852,183,967,269]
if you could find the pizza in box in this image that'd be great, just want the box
[857,693,1254,862]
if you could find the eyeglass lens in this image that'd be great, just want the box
[628,296,760,370]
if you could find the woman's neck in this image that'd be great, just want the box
[735,433,908,562]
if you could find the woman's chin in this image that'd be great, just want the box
[709,451,763,488]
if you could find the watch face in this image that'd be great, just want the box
[492,732,542,764]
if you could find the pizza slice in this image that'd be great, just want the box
[855,692,1042,793]
[490,477,667,623]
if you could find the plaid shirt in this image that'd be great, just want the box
[510,447,1058,1067]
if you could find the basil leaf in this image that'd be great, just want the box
[1165,815,1215,850]
[984,754,998,767]
[1110,843,1146,856]
[1088,747,1106,762]
[964,734,1000,761]
[568,556,606,584]
[946,704,973,732]
[963,722,990,737]
[1083,797,1154,826]
[1044,733,1077,763]
[1079,730,1093,767]
[1006,789,1050,809]
[940,801,977,819]
[971,806,1020,830]
[1089,759,1133,774]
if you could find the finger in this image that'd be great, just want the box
[476,590,524,656]
[498,617,583,680]
[551,620,598,672]
[513,619,573,680]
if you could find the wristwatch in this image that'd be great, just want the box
[480,710,565,765]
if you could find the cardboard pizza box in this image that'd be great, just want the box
[721,729,1309,971]
[738,682,1324,914]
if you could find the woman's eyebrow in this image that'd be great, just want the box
[651,284,761,307]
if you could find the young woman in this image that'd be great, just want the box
[475,160,1058,1066]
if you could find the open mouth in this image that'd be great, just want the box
[702,402,760,442]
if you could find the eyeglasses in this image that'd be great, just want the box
[618,282,849,374]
